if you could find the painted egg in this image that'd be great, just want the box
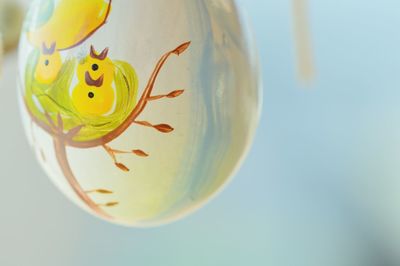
[18,0,261,226]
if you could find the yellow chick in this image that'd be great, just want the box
[34,42,62,84]
[28,0,112,84]
[72,46,115,116]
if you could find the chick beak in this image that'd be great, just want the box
[85,71,104,87]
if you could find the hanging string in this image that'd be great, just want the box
[293,0,315,85]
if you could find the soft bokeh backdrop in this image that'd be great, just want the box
[1,0,400,265]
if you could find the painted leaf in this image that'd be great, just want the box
[95,189,113,194]
[105,202,119,207]
[167,90,184,98]
[132,150,149,157]
[173,41,191,55]
[154,124,174,133]
[115,163,130,172]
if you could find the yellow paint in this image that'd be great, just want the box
[28,0,111,50]
[34,51,62,84]
[28,0,111,85]
[72,54,115,116]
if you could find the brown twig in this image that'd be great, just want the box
[102,144,149,172]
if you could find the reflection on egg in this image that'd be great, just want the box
[18,0,261,226]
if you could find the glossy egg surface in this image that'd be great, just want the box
[18,0,261,226]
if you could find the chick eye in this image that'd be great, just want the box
[44,59,50,66]
[88,92,95,99]
[92,64,99,71]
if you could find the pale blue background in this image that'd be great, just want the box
[1,0,400,265]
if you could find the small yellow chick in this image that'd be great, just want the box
[72,46,115,116]
[34,42,62,84]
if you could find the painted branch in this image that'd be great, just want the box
[53,137,112,219]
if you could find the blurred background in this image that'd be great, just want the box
[2,0,400,265]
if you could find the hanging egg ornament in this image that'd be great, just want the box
[18,0,261,226]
